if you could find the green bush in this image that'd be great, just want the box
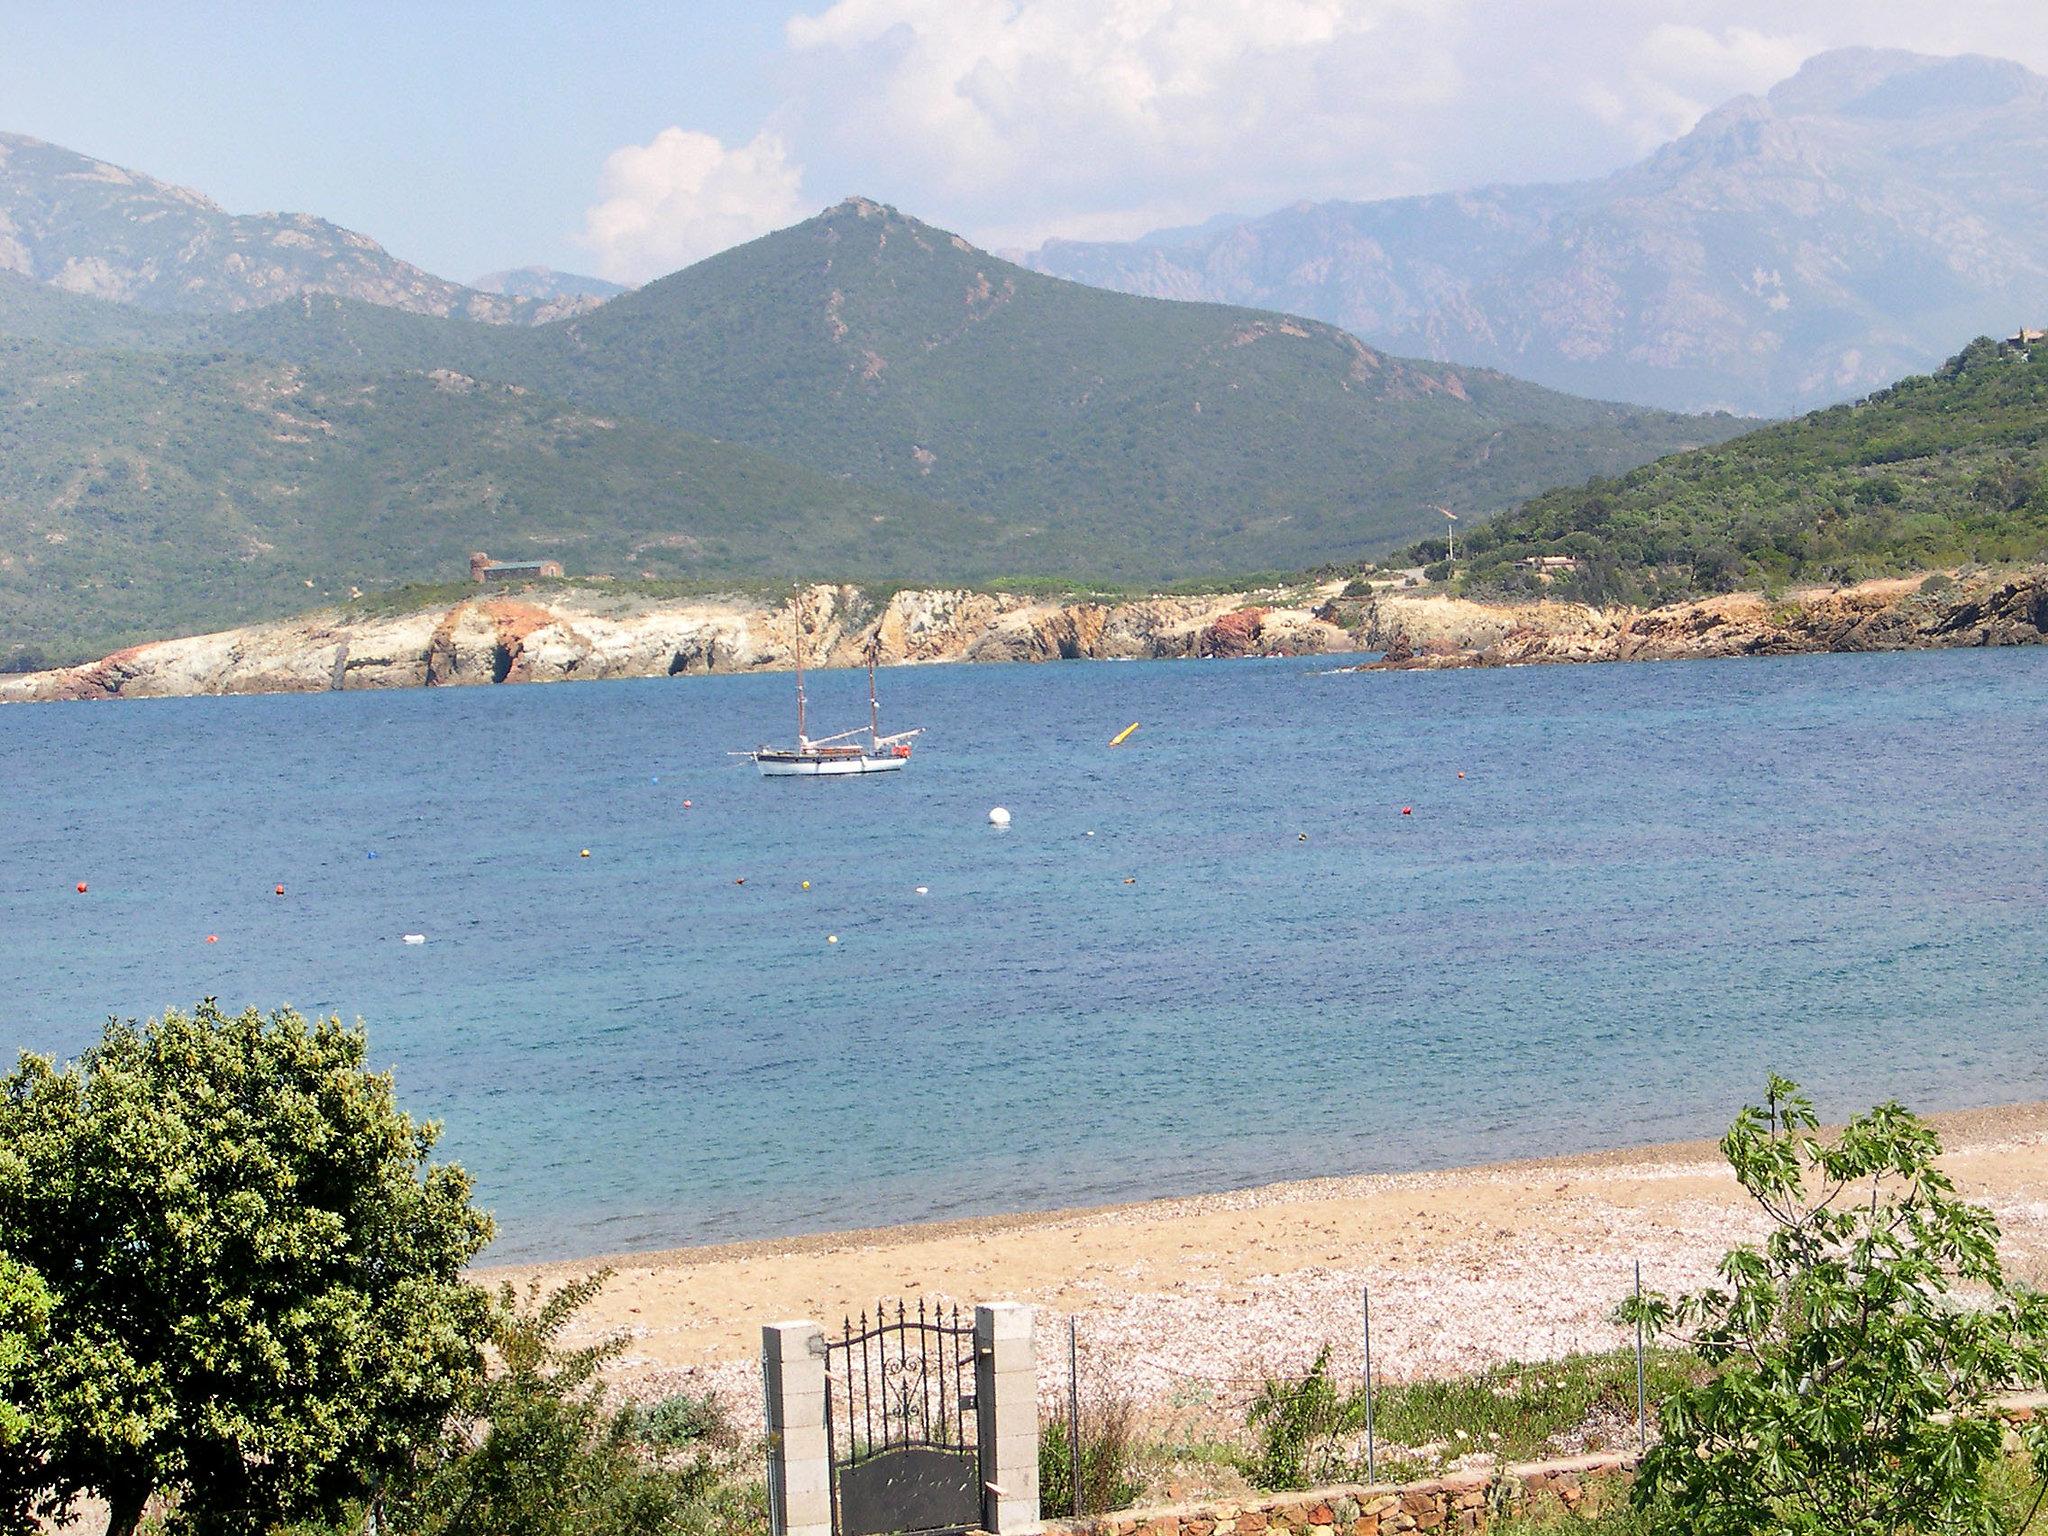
[387,1272,760,1536]
[1623,1077,2048,1536]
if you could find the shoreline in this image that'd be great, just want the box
[484,1100,2048,1421]
[11,566,2048,705]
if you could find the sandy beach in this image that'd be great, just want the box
[488,1102,2048,1428]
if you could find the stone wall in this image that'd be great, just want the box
[1043,1453,1636,1536]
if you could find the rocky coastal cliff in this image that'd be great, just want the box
[1349,569,2048,670]
[0,585,1349,703]
[10,568,2047,705]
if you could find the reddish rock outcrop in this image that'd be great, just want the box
[1200,607,1268,658]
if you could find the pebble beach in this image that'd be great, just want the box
[488,1101,2048,1428]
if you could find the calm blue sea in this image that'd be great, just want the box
[4,649,2046,1261]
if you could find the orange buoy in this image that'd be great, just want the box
[1457,771,1465,779]
[275,884,286,895]
[206,934,218,944]
[75,881,87,894]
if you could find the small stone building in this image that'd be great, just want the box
[470,551,565,584]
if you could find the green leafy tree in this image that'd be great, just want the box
[1623,1076,2048,1536]
[0,1002,495,1536]
[0,1251,56,1528]
[391,1271,738,1536]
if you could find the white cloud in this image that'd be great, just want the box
[576,0,2048,264]
[579,128,807,283]
[1586,23,1816,149]
[780,0,1468,246]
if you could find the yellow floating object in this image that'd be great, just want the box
[801,880,811,890]
[580,849,591,858]
[1109,722,1141,748]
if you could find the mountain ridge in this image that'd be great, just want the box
[1023,48,2048,417]
[0,184,1742,666]
[0,131,605,324]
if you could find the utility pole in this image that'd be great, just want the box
[1437,505,1459,564]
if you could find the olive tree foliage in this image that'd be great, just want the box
[1622,1077,2048,1536]
[0,1002,496,1536]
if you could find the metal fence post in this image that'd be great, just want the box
[1362,1285,1377,1485]
[1067,1316,1082,1517]
[1634,1260,1648,1453]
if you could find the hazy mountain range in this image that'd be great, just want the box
[0,132,610,324]
[470,266,628,304]
[1024,48,2048,417]
[0,182,1739,665]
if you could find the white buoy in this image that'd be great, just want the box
[988,806,1011,827]
[914,886,929,895]
[828,934,839,944]
[402,934,426,945]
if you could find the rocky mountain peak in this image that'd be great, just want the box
[1021,47,2048,416]
[0,130,573,326]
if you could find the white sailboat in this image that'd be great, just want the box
[746,597,922,777]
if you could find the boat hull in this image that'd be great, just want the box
[755,753,909,777]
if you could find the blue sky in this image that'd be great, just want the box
[4,1,2045,286]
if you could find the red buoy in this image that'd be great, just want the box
[683,799,693,808]
[75,882,87,894]
[275,884,286,896]
[206,934,218,944]
[1401,806,1413,816]
[1457,771,1465,779]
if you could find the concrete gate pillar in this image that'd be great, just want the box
[763,1320,832,1536]
[976,1302,1041,1536]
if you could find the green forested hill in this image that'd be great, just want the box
[1427,338,2048,605]
[0,339,963,663]
[1,198,1745,664]
[181,199,1739,567]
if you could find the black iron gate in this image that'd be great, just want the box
[826,1302,980,1536]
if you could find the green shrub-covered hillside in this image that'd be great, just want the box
[1419,337,2048,605]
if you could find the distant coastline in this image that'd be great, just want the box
[6,566,2046,704]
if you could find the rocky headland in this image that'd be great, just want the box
[1350,569,2048,672]
[0,585,1349,703]
[9,568,2047,705]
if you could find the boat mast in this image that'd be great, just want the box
[794,588,807,745]
[868,640,881,749]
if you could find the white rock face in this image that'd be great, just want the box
[1,583,1355,704]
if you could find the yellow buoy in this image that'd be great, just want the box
[580,849,591,858]
[1109,722,1141,748]
[801,880,811,890]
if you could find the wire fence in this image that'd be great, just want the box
[1037,1260,1672,1517]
